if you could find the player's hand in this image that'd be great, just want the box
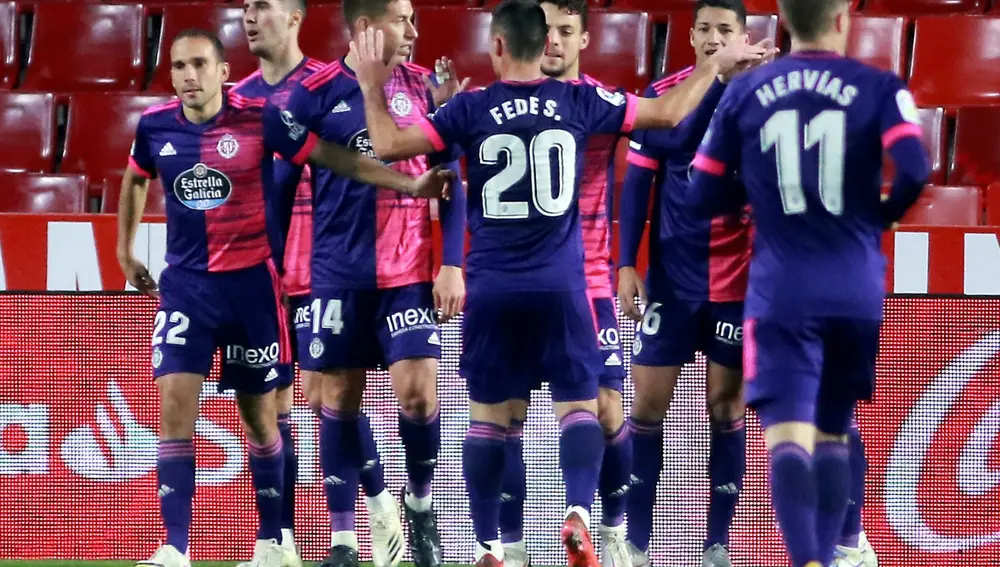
[350,26,392,91]
[881,192,901,231]
[119,254,159,298]
[410,165,456,199]
[708,40,772,76]
[423,58,472,108]
[433,265,465,324]
[617,266,647,322]
[720,38,777,82]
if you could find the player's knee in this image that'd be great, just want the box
[156,373,202,438]
[275,384,295,415]
[390,358,438,417]
[319,369,365,411]
[597,388,625,433]
[630,365,677,421]
[236,391,279,444]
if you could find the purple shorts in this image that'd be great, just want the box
[631,291,744,369]
[744,316,881,434]
[298,283,440,372]
[592,296,626,392]
[152,263,290,394]
[461,290,602,405]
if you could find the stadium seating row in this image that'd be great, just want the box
[1,3,999,106]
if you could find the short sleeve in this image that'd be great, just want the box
[263,83,320,166]
[691,86,741,178]
[128,116,156,179]
[419,92,471,152]
[878,76,923,150]
[572,84,639,135]
[625,130,664,171]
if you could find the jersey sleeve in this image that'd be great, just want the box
[128,115,156,179]
[878,77,924,150]
[688,86,744,216]
[878,76,931,224]
[418,92,471,153]
[573,84,639,135]
[263,82,322,166]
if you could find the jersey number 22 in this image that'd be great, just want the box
[480,129,577,219]
[761,109,845,216]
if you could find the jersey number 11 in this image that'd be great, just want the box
[761,109,846,216]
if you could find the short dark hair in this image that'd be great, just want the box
[172,28,226,62]
[491,0,548,62]
[343,0,391,27]
[694,0,747,28]
[285,0,306,16]
[538,0,588,31]
[778,0,847,41]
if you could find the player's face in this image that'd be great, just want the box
[365,0,417,66]
[540,3,589,79]
[690,7,748,65]
[170,37,230,110]
[244,0,300,58]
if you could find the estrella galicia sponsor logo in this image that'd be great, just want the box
[173,163,232,210]
[348,129,391,165]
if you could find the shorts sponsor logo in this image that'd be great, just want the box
[598,326,620,350]
[309,337,324,359]
[293,304,311,330]
[224,342,279,369]
[173,163,232,210]
[714,321,743,345]
[385,307,437,337]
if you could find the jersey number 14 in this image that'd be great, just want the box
[480,130,577,219]
[761,109,845,216]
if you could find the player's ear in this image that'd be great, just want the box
[579,30,590,50]
[491,35,504,59]
[353,16,371,36]
[689,27,696,49]
[219,61,231,84]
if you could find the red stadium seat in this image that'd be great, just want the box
[580,11,651,93]
[412,8,494,88]
[662,11,777,76]
[899,185,982,226]
[101,172,167,216]
[863,0,986,14]
[0,2,16,89]
[949,106,1000,186]
[21,3,144,92]
[299,3,351,63]
[986,182,1000,225]
[617,0,695,9]
[0,91,55,172]
[883,107,945,184]
[415,0,484,4]
[909,15,1000,106]
[62,92,175,198]
[151,4,257,92]
[738,0,860,11]
[845,16,908,76]
[0,172,86,213]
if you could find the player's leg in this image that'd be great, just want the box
[301,289,377,567]
[814,318,880,567]
[547,290,607,567]
[380,283,444,567]
[500,398,529,567]
[591,297,632,567]
[746,318,824,567]
[832,417,878,567]
[702,303,747,567]
[626,298,698,562]
[135,267,214,567]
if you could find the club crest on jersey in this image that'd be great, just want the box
[174,163,233,210]
[596,86,626,107]
[216,133,239,159]
[390,92,413,116]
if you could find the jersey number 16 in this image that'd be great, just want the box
[480,129,577,219]
[761,109,846,216]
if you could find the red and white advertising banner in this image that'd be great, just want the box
[1,213,1000,294]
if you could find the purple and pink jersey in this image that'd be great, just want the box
[264,58,460,291]
[230,57,325,297]
[129,93,276,272]
[573,74,619,300]
[620,67,750,303]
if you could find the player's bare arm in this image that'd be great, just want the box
[305,139,454,199]
[116,165,158,297]
[352,27,438,162]
[632,40,773,130]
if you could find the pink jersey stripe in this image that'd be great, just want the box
[128,156,153,179]
[743,318,757,380]
[302,61,342,91]
[621,94,638,133]
[142,100,179,116]
[282,168,312,297]
[403,61,431,75]
[291,132,318,166]
[417,117,446,152]
[229,94,265,109]
[692,153,726,176]
[626,150,659,170]
[707,215,750,303]
[653,66,694,95]
[266,258,293,365]
[881,122,923,149]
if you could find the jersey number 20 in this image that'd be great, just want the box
[480,129,577,219]
[761,109,845,216]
